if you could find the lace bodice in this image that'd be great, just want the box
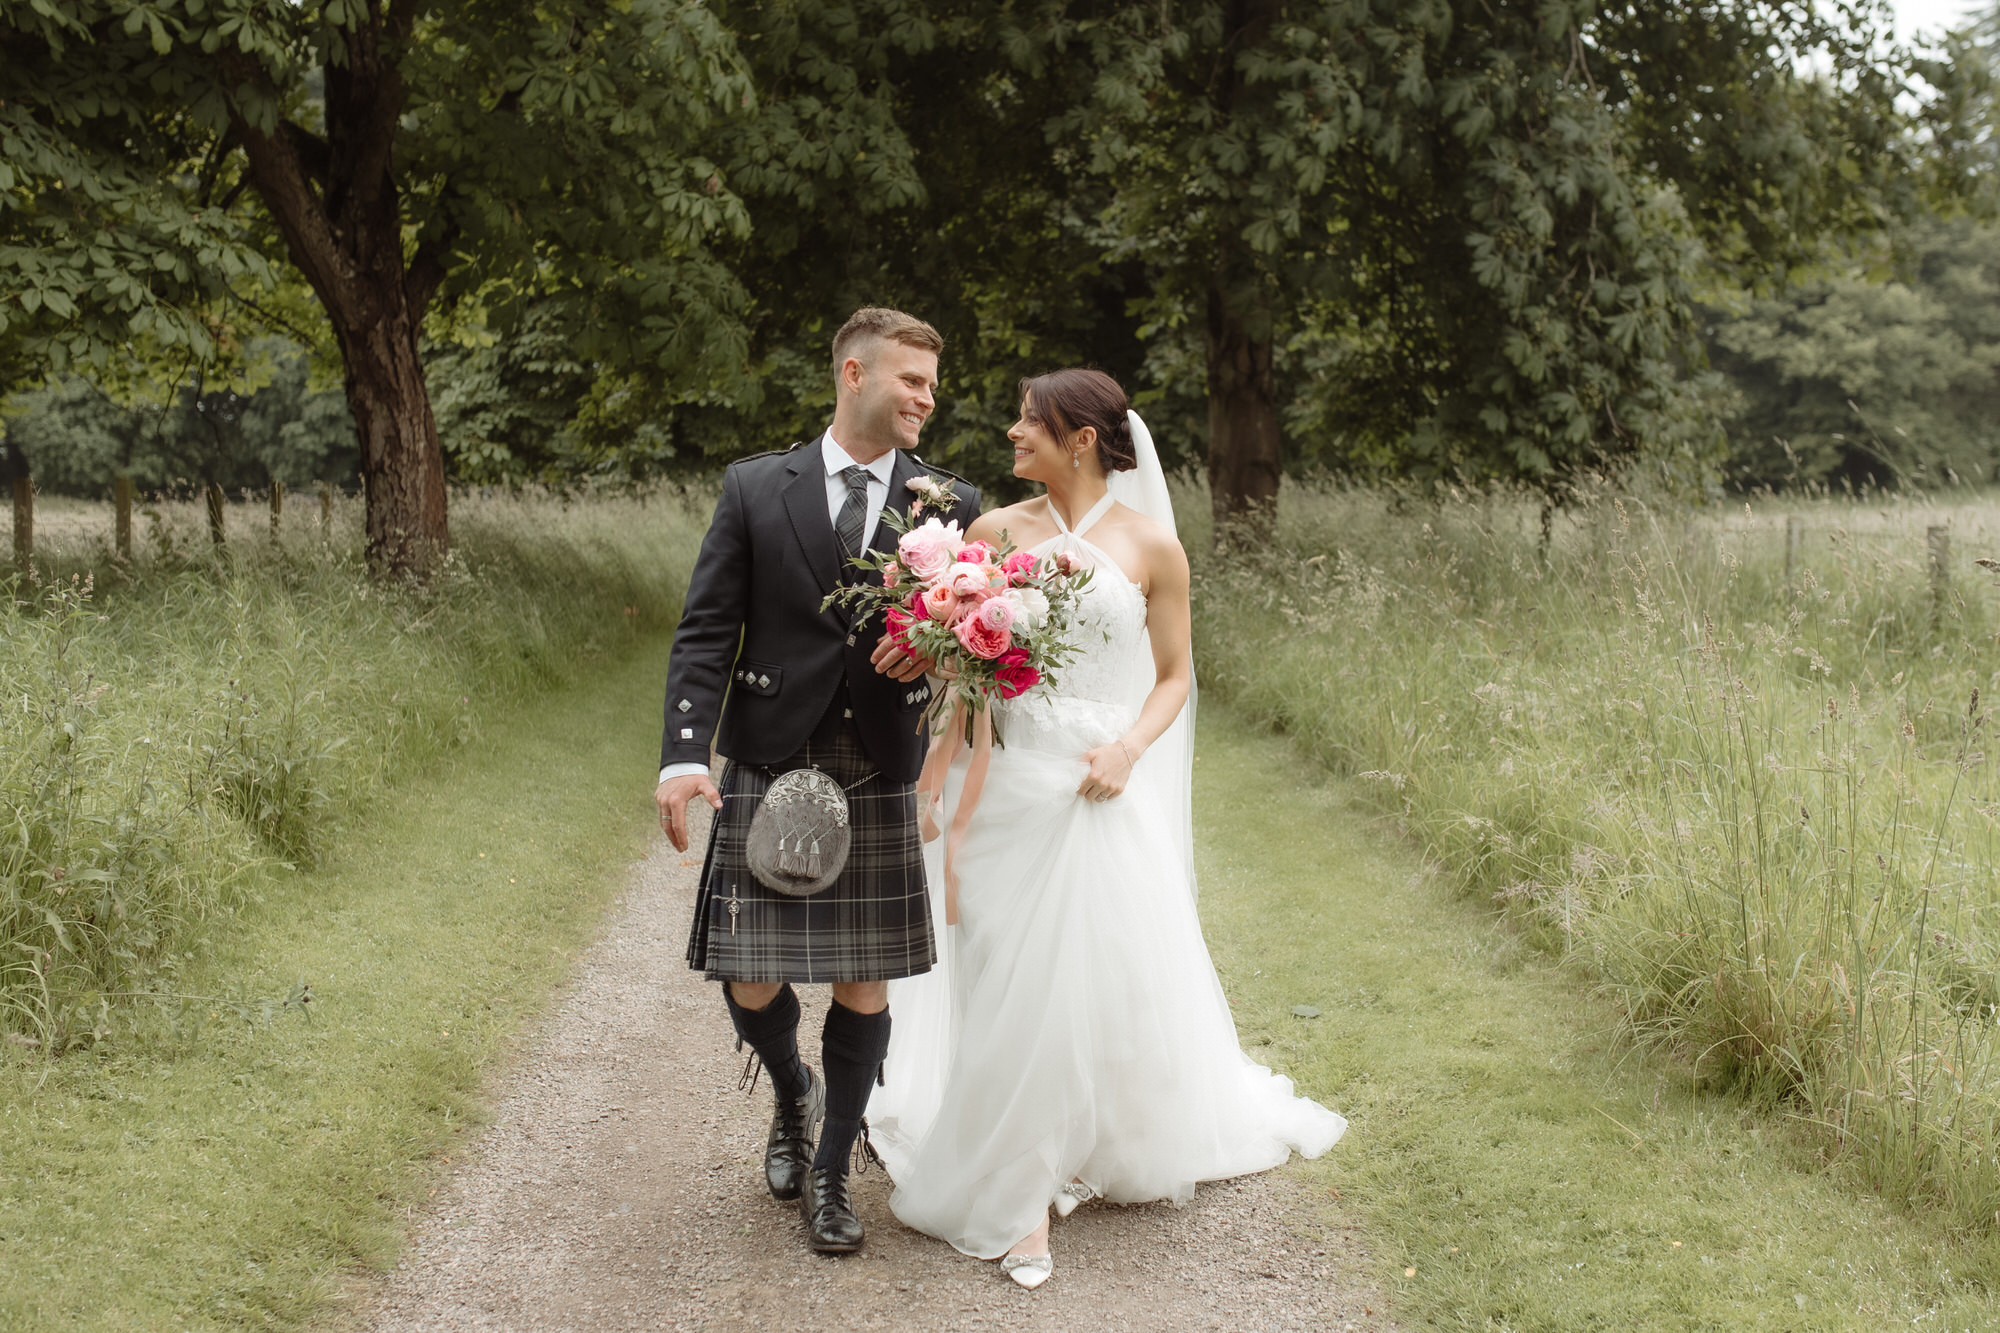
[993,494,1150,755]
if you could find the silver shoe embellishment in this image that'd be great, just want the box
[1001,1253,1053,1290]
[1053,1180,1097,1218]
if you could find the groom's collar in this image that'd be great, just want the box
[820,431,898,484]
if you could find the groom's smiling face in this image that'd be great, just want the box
[846,339,938,454]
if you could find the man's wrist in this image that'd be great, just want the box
[659,761,711,786]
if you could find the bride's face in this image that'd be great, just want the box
[1007,398,1094,483]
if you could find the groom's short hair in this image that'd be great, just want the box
[832,307,944,373]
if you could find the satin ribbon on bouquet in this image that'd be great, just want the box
[914,700,993,926]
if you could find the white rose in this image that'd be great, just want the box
[1008,588,1050,632]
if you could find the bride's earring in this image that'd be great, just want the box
[1071,450,1081,470]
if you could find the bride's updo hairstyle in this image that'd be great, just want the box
[1019,369,1139,473]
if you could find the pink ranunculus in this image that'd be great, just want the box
[994,647,1040,699]
[898,519,961,581]
[975,596,1015,633]
[882,560,902,587]
[958,540,996,565]
[907,586,929,618]
[921,582,960,623]
[1001,551,1039,586]
[954,614,1013,660]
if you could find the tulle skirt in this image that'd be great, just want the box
[872,730,1346,1260]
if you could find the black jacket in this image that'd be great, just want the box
[660,441,982,783]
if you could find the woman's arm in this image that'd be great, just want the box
[1076,527,1193,802]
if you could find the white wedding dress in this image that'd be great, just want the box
[872,433,1345,1261]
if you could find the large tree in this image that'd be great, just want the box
[976,0,1944,530]
[3,0,756,574]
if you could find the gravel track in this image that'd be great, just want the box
[365,808,1396,1332]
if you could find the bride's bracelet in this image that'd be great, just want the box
[1116,740,1136,771]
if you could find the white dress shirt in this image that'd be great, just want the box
[659,432,901,786]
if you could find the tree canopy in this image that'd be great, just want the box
[3,0,1985,553]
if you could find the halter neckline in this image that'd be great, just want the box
[1051,490,1116,538]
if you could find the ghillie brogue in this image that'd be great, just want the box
[765,1065,824,1201]
[799,1163,865,1253]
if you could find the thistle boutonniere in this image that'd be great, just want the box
[905,474,956,516]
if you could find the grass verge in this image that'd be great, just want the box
[0,630,671,1332]
[1197,709,2000,1330]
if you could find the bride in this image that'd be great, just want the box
[870,368,1346,1288]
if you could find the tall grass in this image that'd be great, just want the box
[1191,480,2000,1230]
[1,489,707,1052]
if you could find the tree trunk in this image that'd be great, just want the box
[1203,0,1286,547]
[1205,266,1283,546]
[338,314,449,576]
[207,483,226,545]
[232,11,450,579]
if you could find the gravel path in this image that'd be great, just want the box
[365,809,1395,1333]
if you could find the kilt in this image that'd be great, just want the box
[686,717,934,984]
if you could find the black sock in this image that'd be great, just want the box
[814,1000,891,1174]
[722,983,810,1102]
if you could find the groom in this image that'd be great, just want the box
[655,307,980,1253]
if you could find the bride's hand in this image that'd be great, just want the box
[1077,740,1139,803]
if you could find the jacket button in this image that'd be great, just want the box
[758,674,770,688]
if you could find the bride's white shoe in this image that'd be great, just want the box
[1053,1180,1097,1218]
[1000,1253,1054,1289]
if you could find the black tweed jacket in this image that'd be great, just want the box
[660,440,981,784]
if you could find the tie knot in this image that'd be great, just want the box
[841,465,872,493]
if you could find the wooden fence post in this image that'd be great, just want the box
[270,480,284,537]
[10,475,29,573]
[1785,516,1802,586]
[1929,525,1951,630]
[206,483,226,546]
[114,476,133,560]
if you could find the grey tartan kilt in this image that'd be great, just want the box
[686,719,935,984]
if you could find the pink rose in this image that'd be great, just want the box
[921,582,960,622]
[884,605,916,650]
[958,540,996,565]
[994,647,1040,699]
[947,562,996,599]
[975,596,1015,633]
[954,614,1013,660]
[882,560,902,587]
[1001,551,1038,586]
[898,519,961,581]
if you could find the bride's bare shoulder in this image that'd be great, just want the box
[1107,502,1190,571]
[967,498,1044,545]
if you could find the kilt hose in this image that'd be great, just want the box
[687,715,934,984]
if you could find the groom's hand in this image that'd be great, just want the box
[656,773,723,853]
[870,634,933,682]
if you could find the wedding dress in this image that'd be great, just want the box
[872,422,1345,1261]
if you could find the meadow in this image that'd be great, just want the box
[1,491,705,1053]
[1189,480,2000,1234]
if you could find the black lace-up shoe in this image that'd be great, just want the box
[799,1163,865,1253]
[765,1066,824,1201]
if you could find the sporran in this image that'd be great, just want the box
[745,766,852,896]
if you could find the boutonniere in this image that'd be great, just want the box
[905,474,956,516]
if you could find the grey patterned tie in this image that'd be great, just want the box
[835,465,873,567]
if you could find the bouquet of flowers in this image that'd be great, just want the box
[823,477,1093,720]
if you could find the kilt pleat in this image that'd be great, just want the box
[687,719,934,983]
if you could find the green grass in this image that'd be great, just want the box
[1190,479,2000,1231]
[0,631,671,1332]
[1198,709,2000,1331]
[3,488,704,1049]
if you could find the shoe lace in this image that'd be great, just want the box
[851,1118,884,1176]
[812,1164,854,1213]
[736,1049,763,1096]
[775,1089,814,1140]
